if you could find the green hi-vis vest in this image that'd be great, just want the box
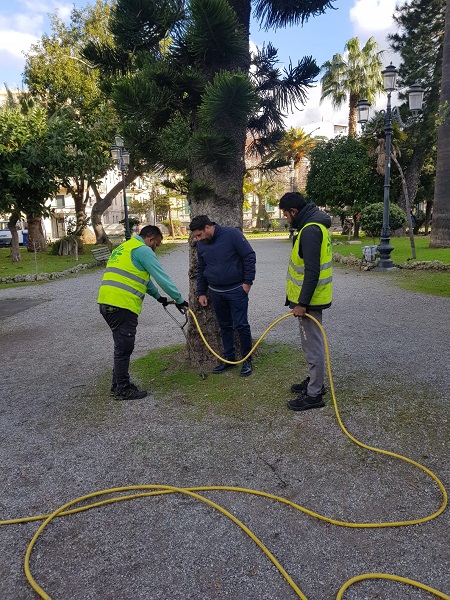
[97,238,150,315]
[286,222,333,307]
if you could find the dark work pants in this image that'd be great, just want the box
[99,304,138,391]
[209,287,252,361]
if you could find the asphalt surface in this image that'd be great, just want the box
[0,238,449,600]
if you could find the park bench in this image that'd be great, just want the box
[91,246,111,266]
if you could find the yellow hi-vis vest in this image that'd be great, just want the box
[286,222,333,307]
[97,238,150,315]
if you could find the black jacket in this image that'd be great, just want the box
[288,203,332,309]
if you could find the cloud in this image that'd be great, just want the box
[350,0,399,32]
[284,84,348,128]
[0,29,38,58]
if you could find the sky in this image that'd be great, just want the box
[0,0,407,126]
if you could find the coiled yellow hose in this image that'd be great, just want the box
[1,310,448,599]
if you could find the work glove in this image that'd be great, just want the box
[175,300,189,313]
[157,296,169,307]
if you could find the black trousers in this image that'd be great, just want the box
[209,287,252,361]
[99,304,138,391]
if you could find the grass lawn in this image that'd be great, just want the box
[130,342,301,421]
[0,242,177,282]
[331,234,450,265]
[332,235,450,297]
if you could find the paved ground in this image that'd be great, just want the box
[0,238,449,599]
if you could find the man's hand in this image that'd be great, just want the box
[198,295,208,307]
[292,305,307,317]
[176,300,189,313]
[157,296,169,307]
[242,283,251,294]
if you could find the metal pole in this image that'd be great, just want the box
[121,153,131,241]
[375,92,395,270]
[289,158,295,240]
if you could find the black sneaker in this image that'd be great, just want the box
[212,362,235,374]
[111,382,139,396]
[287,392,325,412]
[290,376,325,396]
[114,385,147,400]
[239,360,252,377]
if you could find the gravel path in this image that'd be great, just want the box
[0,238,449,600]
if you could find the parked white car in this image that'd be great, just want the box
[0,220,28,246]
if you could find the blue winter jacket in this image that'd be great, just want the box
[196,224,256,295]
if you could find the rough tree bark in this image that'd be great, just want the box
[26,217,46,253]
[7,214,21,263]
[186,157,247,367]
[431,0,450,247]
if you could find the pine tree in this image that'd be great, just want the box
[389,0,445,218]
[82,0,333,365]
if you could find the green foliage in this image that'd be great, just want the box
[120,217,140,229]
[186,0,248,67]
[23,0,112,117]
[0,103,62,219]
[359,203,407,237]
[199,71,259,127]
[162,218,183,235]
[306,136,381,215]
[262,126,316,169]
[83,0,330,205]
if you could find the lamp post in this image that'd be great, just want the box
[288,157,295,239]
[111,135,131,241]
[356,65,424,270]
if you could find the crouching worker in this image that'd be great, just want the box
[279,192,333,411]
[98,225,188,400]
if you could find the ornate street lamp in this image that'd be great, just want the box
[356,98,371,131]
[357,65,424,270]
[111,135,131,241]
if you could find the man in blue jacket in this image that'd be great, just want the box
[189,215,256,377]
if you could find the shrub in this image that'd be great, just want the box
[162,219,183,236]
[359,203,406,238]
[252,228,260,234]
[48,235,84,255]
[272,219,280,231]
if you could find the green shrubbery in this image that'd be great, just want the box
[162,219,183,236]
[359,202,406,238]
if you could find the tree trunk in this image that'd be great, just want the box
[392,154,416,259]
[424,200,433,234]
[398,145,425,214]
[8,214,21,263]
[431,0,450,247]
[26,216,46,252]
[186,155,246,366]
[91,168,136,244]
[348,92,358,138]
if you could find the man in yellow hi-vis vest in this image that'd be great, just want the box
[98,225,188,400]
[279,192,332,411]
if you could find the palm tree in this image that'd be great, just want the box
[431,0,450,247]
[320,37,384,137]
[267,127,316,167]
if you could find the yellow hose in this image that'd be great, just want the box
[1,310,448,599]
